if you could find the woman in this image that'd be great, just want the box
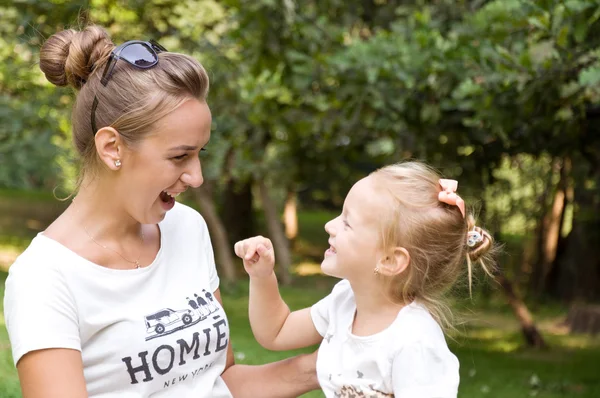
[3,25,318,397]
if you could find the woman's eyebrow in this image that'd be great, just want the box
[168,145,198,151]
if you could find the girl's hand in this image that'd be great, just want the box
[234,236,275,279]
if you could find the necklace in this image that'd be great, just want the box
[82,225,145,269]
[74,200,145,269]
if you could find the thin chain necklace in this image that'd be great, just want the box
[74,200,145,269]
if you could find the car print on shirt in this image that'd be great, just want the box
[144,289,218,341]
[122,289,229,386]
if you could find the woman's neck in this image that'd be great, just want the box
[69,179,143,242]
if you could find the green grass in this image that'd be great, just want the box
[1,191,600,397]
[2,268,600,397]
[1,270,23,398]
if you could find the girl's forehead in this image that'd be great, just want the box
[345,177,387,223]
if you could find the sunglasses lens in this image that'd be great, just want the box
[120,43,158,67]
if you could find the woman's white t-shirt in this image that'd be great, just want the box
[311,280,460,398]
[4,203,232,398]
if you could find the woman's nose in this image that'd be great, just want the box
[181,157,204,188]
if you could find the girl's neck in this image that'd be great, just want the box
[349,279,406,337]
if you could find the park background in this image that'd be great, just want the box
[1,0,600,397]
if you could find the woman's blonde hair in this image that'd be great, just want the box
[370,161,495,331]
[39,25,210,185]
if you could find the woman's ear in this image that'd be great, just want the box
[95,127,124,170]
[377,247,410,277]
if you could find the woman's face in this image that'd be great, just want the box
[114,99,212,224]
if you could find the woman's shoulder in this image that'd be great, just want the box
[4,235,73,303]
[159,202,213,250]
[8,234,64,276]
[162,202,207,229]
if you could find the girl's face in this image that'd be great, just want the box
[113,99,212,224]
[322,176,385,280]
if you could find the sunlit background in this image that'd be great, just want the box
[1,1,600,397]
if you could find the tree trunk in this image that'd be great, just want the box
[258,179,293,285]
[495,271,547,348]
[192,184,237,285]
[548,159,600,301]
[222,179,255,246]
[547,159,573,295]
[565,304,600,335]
[535,159,567,295]
[531,162,555,293]
[283,188,298,249]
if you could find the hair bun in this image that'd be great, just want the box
[39,25,114,90]
[466,225,493,262]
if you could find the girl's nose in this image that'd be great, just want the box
[324,218,336,235]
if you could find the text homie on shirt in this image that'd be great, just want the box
[121,317,228,386]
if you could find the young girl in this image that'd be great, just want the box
[234,161,493,398]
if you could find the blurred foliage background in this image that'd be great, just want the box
[1,0,600,397]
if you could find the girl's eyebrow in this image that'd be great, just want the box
[342,208,352,221]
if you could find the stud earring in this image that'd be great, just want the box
[114,159,122,168]
[373,267,380,275]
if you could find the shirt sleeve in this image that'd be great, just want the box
[310,279,350,337]
[391,341,460,398]
[4,260,80,366]
[196,212,220,293]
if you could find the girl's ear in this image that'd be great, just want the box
[377,247,410,277]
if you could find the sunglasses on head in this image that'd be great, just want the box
[91,40,168,134]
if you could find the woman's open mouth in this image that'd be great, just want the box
[159,191,178,210]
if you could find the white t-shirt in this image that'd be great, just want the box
[311,280,459,398]
[4,203,232,398]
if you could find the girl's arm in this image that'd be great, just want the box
[249,272,323,350]
[215,289,320,397]
[234,237,323,351]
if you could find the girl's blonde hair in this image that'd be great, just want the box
[39,25,209,185]
[370,161,494,331]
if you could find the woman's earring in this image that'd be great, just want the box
[114,159,122,168]
[373,267,380,275]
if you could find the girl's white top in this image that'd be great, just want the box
[311,279,459,398]
[4,203,232,397]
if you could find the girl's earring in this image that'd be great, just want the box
[373,267,380,275]
[115,159,122,168]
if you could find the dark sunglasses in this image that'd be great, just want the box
[91,40,168,134]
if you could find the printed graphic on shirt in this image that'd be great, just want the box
[334,385,394,398]
[121,289,229,389]
[144,289,219,341]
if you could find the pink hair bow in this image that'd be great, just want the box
[438,179,465,218]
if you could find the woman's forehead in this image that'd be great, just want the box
[151,100,211,145]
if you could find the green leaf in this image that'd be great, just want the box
[564,0,593,13]
[555,107,573,121]
[527,15,549,31]
[579,66,600,87]
[556,26,569,48]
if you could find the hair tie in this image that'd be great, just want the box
[467,228,484,247]
[438,179,465,218]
